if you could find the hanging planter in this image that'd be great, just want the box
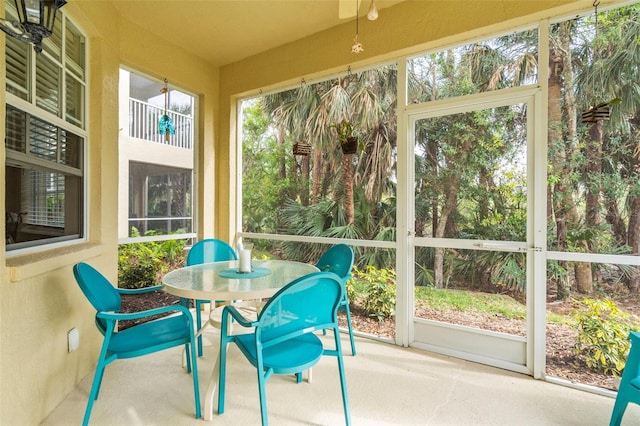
[293,141,311,156]
[580,98,621,124]
[581,105,610,123]
[332,119,358,155]
[341,136,358,154]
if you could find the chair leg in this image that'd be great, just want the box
[333,325,351,426]
[188,339,201,419]
[342,302,357,356]
[217,341,229,415]
[196,299,206,356]
[609,397,628,426]
[184,343,192,373]
[257,366,269,426]
[83,361,106,426]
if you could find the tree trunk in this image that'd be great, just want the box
[628,196,640,292]
[585,121,603,251]
[342,153,355,225]
[300,154,310,206]
[604,195,628,247]
[548,23,571,299]
[626,131,640,292]
[277,125,286,180]
[549,21,593,296]
[433,172,461,288]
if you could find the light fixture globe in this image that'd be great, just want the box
[1,0,67,53]
[367,0,378,20]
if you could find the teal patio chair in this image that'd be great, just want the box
[184,238,238,356]
[73,262,201,425]
[217,271,351,426]
[610,331,640,426]
[316,244,356,355]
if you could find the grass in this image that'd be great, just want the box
[410,286,571,326]
[415,286,526,319]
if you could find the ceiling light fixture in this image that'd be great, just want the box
[367,0,378,21]
[0,0,67,53]
[351,0,364,53]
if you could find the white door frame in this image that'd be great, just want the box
[397,85,546,376]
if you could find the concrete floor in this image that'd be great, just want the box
[42,323,640,426]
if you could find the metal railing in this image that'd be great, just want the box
[127,216,193,237]
[128,99,193,149]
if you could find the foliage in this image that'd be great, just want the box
[241,101,295,236]
[278,197,395,269]
[573,298,640,376]
[118,227,187,289]
[331,119,355,143]
[353,265,396,321]
[345,276,357,307]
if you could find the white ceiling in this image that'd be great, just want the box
[109,0,406,67]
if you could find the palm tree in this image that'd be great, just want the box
[573,4,640,291]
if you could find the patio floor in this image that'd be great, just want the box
[42,320,640,426]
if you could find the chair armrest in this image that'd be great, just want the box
[97,304,192,322]
[223,305,257,328]
[117,285,164,295]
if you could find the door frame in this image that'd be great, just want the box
[397,85,546,376]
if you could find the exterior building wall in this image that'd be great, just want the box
[117,68,195,239]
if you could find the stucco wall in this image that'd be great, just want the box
[0,2,217,424]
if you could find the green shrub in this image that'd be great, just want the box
[118,259,159,289]
[573,298,640,376]
[354,265,396,321]
[118,227,187,289]
[345,277,357,306]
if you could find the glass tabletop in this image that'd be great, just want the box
[161,259,319,300]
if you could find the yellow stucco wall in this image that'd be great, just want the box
[0,0,623,424]
[0,2,217,424]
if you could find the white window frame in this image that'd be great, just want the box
[4,1,88,255]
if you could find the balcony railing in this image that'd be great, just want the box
[128,99,193,149]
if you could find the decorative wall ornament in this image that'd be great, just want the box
[158,79,175,141]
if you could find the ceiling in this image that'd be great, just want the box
[109,0,406,67]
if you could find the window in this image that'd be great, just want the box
[118,69,195,241]
[5,0,87,251]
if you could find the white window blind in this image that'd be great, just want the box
[21,170,65,227]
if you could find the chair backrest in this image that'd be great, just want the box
[186,238,238,266]
[315,244,354,281]
[73,262,121,334]
[256,272,343,346]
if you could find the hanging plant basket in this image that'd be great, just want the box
[581,105,610,123]
[293,141,311,156]
[341,136,358,154]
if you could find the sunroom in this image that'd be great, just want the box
[2,0,640,424]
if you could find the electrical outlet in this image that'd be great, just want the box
[68,327,79,352]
